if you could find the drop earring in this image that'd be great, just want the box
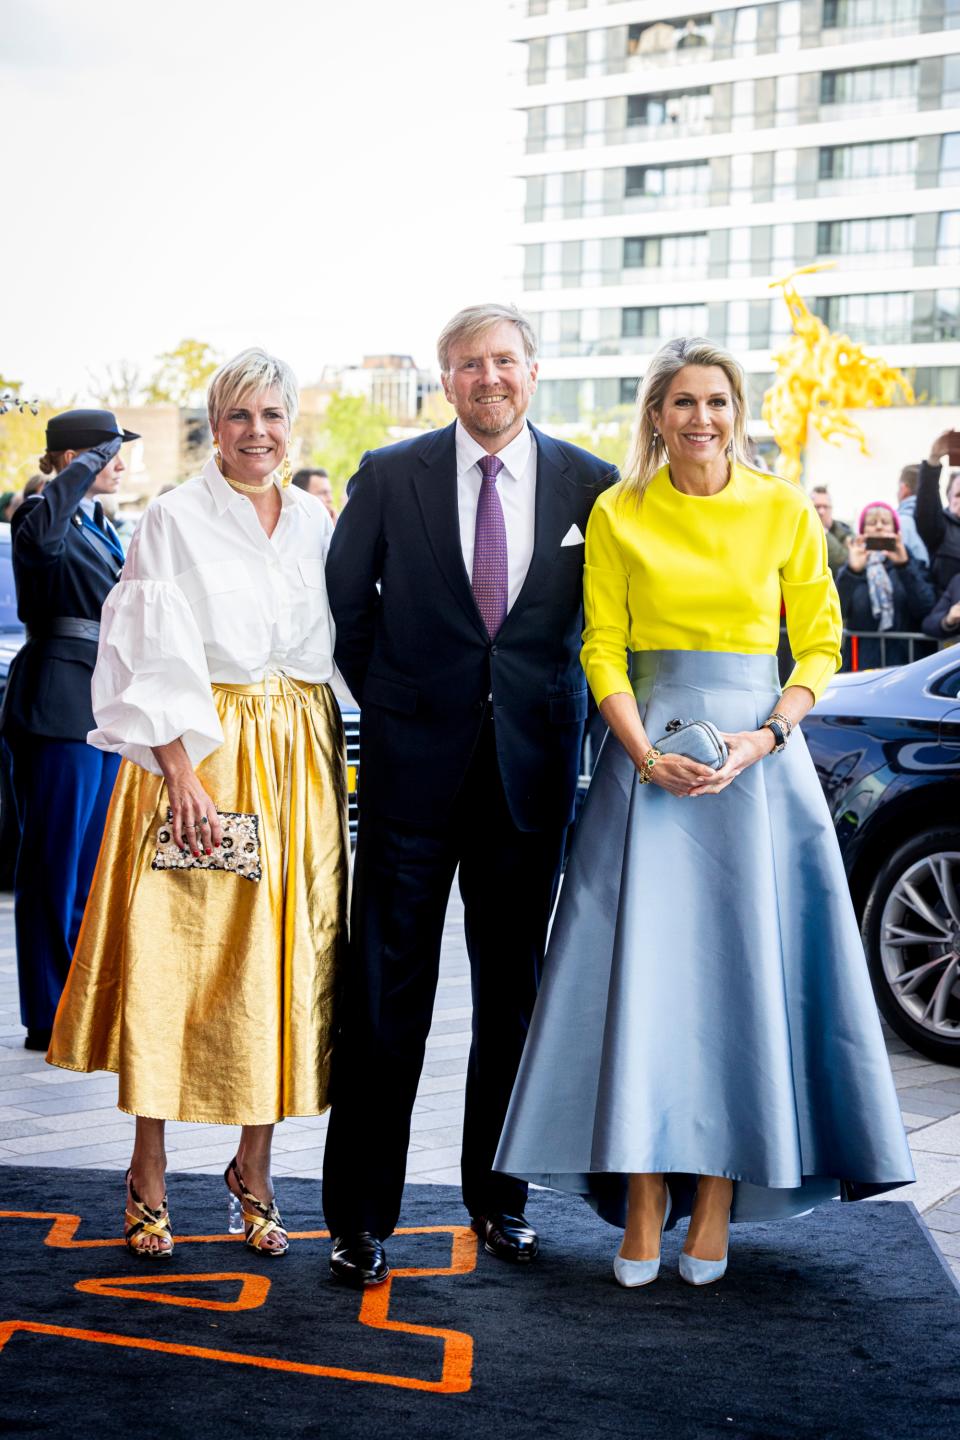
[279,450,293,488]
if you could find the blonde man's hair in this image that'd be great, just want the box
[621,337,751,504]
[437,303,538,375]
[207,347,299,434]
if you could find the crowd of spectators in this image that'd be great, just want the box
[810,428,960,666]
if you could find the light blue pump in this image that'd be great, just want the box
[613,1187,672,1288]
[679,1248,728,1286]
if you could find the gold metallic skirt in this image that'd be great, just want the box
[48,679,349,1125]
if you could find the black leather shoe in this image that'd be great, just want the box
[24,1028,51,1052]
[471,1212,540,1263]
[329,1232,390,1288]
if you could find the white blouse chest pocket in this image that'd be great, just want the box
[289,557,333,664]
[297,558,327,592]
[176,560,250,603]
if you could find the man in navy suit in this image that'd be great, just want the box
[322,304,618,1286]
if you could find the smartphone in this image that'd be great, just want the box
[864,535,897,551]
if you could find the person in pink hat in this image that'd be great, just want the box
[836,500,935,668]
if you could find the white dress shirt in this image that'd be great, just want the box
[455,419,537,612]
[88,456,336,774]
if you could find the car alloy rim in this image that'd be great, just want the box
[879,851,960,1040]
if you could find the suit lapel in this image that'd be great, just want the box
[412,423,488,639]
[499,424,574,634]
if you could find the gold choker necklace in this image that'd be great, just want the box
[215,455,292,492]
[215,459,276,495]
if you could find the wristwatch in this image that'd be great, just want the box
[764,718,787,753]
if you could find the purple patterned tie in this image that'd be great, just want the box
[472,454,508,637]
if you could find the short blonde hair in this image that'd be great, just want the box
[207,347,299,433]
[622,337,751,504]
[437,303,538,375]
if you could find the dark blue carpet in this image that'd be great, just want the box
[0,1169,958,1439]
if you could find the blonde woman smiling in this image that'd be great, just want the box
[49,348,348,1260]
[496,337,913,1287]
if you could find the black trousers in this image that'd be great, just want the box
[322,717,567,1240]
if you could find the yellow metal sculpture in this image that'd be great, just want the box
[762,264,914,484]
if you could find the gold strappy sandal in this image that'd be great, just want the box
[224,1157,289,1257]
[124,1168,174,1259]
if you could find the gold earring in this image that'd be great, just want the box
[213,436,221,460]
[279,452,293,488]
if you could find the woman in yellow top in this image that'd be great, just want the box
[495,338,913,1287]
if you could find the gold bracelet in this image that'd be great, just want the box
[638,746,663,784]
[767,710,794,737]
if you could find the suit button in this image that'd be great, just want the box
[490,645,498,655]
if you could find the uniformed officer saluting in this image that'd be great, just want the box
[0,409,137,1049]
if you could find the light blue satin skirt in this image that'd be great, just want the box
[495,650,915,1228]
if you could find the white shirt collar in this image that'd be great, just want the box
[78,496,97,518]
[455,419,533,484]
[201,454,297,515]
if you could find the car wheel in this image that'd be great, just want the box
[861,829,960,1065]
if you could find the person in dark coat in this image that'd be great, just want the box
[915,429,960,593]
[811,485,852,576]
[922,572,960,641]
[0,409,136,1048]
[321,303,618,1287]
[836,501,936,669]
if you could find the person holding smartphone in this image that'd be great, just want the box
[916,429,960,594]
[836,501,935,669]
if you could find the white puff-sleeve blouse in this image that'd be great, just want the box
[88,457,336,775]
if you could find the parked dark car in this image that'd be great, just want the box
[800,647,960,1063]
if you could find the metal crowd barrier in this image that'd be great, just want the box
[778,628,955,674]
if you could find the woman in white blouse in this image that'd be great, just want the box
[48,349,348,1260]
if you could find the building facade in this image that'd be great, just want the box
[509,0,960,425]
[339,355,442,423]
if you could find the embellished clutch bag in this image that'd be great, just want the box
[653,718,728,771]
[151,808,262,882]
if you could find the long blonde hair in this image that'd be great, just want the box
[621,337,751,504]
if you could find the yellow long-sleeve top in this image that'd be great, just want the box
[581,463,843,705]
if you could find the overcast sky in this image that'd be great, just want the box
[1,0,522,402]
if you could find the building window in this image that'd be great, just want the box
[816,215,915,262]
[815,292,913,345]
[822,0,920,29]
[619,378,641,406]
[820,63,917,107]
[818,138,916,182]
[938,212,960,264]
[913,367,960,404]
[944,54,960,108]
[623,233,708,273]
[933,290,960,342]
[943,134,960,184]
[627,88,712,133]
[622,304,709,349]
[628,16,714,63]
[625,161,711,201]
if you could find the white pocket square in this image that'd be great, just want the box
[560,524,584,548]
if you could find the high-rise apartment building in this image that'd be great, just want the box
[510,0,960,425]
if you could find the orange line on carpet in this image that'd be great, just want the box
[75,1272,271,1312]
[0,1214,478,1394]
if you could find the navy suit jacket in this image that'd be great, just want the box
[1,459,123,742]
[326,421,619,832]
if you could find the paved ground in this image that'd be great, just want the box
[1,890,959,1280]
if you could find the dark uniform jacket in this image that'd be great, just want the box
[916,459,960,592]
[326,421,618,833]
[0,458,123,742]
